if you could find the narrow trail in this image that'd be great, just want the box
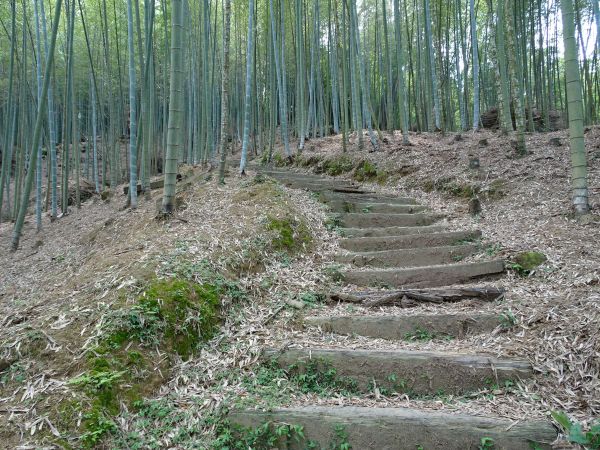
[231,167,558,449]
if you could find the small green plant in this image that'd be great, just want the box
[213,420,308,449]
[79,410,118,447]
[453,236,479,245]
[300,292,326,307]
[69,370,127,392]
[499,310,517,329]
[273,153,289,167]
[322,155,355,176]
[507,262,529,277]
[331,424,351,450]
[404,328,434,342]
[343,202,357,213]
[552,411,600,449]
[324,264,344,282]
[479,437,495,449]
[484,243,503,256]
[289,359,359,396]
[0,361,26,385]
[508,251,547,277]
[325,214,343,231]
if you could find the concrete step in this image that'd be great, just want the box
[327,200,427,214]
[264,347,531,396]
[335,244,477,268]
[340,229,482,252]
[319,190,417,205]
[336,213,441,228]
[339,224,446,238]
[342,260,505,288]
[229,406,557,450]
[304,313,502,340]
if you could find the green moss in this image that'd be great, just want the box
[67,277,224,447]
[320,155,355,176]
[139,279,221,358]
[353,160,388,184]
[266,216,312,253]
[514,251,547,271]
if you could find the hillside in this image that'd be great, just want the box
[0,128,598,449]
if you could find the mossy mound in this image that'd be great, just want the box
[266,216,312,253]
[68,277,223,447]
[514,251,547,271]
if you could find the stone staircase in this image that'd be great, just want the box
[231,168,557,449]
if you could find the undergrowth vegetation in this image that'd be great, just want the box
[227,178,314,275]
[63,275,230,447]
[43,252,249,448]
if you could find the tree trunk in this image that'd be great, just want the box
[560,0,590,215]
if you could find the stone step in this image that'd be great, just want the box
[264,347,531,396]
[342,260,505,288]
[340,224,446,238]
[327,200,427,214]
[319,190,417,205]
[336,213,441,228]
[340,229,481,252]
[304,313,502,340]
[229,406,557,450]
[335,244,477,268]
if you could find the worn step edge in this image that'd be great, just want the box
[339,224,447,238]
[337,213,442,228]
[319,191,418,205]
[228,406,557,450]
[334,244,477,268]
[263,347,531,396]
[263,347,532,396]
[276,178,360,188]
[261,170,348,180]
[304,313,502,340]
[342,260,505,289]
[327,201,428,214]
[340,229,481,251]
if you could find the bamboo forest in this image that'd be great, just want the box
[0,0,599,448]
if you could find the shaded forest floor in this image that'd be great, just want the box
[0,127,598,448]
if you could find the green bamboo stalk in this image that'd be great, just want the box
[560,0,590,215]
[12,0,62,250]
[162,0,185,213]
